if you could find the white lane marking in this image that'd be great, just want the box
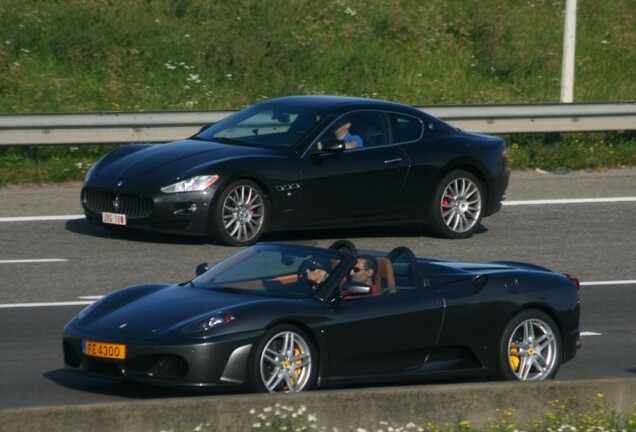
[504,197,636,206]
[0,299,607,338]
[0,279,632,309]
[581,280,636,286]
[0,296,105,309]
[0,259,68,264]
[0,196,634,223]
[0,300,93,309]
[0,215,84,222]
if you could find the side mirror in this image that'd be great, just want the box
[314,139,346,154]
[320,139,346,153]
[343,282,372,296]
[196,263,209,276]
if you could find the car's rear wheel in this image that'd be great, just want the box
[498,309,562,381]
[250,325,316,393]
[211,180,268,246]
[429,170,484,239]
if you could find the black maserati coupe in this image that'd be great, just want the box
[63,240,580,393]
[81,96,510,246]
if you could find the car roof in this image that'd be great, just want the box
[262,95,418,113]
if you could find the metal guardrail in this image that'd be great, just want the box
[0,103,634,146]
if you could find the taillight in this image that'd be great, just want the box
[499,144,508,161]
[564,273,580,290]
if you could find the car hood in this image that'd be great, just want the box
[90,284,269,337]
[95,139,278,182]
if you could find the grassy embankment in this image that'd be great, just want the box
[0,0,634,186]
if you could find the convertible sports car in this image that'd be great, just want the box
[81,95,510,246]
[63,240,580,393]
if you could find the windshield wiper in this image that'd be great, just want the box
[212,137,250,146]
[210,287,252,295]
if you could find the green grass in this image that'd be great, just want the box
[0,0,634,185]
[505,131,636,172]
[2,0,634,110]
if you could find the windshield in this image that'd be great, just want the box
[194,103,325,149]
[191,244,342,298]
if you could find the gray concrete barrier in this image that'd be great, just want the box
[1,378,635,432]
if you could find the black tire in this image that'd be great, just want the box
[429,169,484,239]
[497,309,562,381]
[249,325,317,393]
[210,180,269,246]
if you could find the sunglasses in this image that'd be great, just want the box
[352,267,368,273]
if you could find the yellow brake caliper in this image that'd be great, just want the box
[293,348,303,378]
[509,345,520,371]
[281,348,303,391]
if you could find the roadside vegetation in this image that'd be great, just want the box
[168,394,636,431]
[0,0,634,186]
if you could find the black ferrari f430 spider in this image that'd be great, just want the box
[63,240,580,393]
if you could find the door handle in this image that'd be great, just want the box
[384,158,403,164]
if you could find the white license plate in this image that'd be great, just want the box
[102,212,127,225]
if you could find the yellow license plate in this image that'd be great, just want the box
[83,340,126,360]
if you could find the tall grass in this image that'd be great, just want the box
[0,0,634,185]
[2,0,634,111]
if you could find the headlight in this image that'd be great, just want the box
[161,175,219,193]
[181,312,236,334]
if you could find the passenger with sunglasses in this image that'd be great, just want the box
[350,255,379,294]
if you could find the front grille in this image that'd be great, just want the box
[83,189,153,219]
[149,356,188,380]
[127,355,188,380]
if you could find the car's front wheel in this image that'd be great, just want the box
[498,309,562,381]
[250,325,317,393]
[429,170,484,239]
[211,180,268,246]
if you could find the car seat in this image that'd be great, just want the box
[374,257,396,293]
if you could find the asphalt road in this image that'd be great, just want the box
[1,169,635,409]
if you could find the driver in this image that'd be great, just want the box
[333,120,363,149]
[297,256,331,292]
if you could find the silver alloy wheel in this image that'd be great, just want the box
[440,177,482,234]
[259,330,313,393]
[507,318,559,381]
[221,184,265,243]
